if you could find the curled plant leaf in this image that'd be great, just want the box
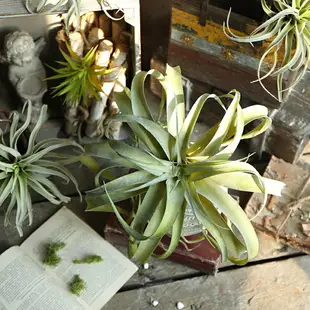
[84,65,285,265]
[25,0,81,34]
[223,0,310,102]
[0,101,82,236]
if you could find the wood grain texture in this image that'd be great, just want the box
[104,255,310,310]
[246,156,310,253]
[168,39,280,110]
[264,71,310,163]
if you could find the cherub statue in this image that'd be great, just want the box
[0,31,47,122]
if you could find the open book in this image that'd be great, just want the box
[0,207,138,310]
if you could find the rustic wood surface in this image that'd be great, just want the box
[104,255,310,310]
[246,156,310,253]
[264,71,310,163]
[168,8,281,109]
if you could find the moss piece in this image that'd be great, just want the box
[42,242,66,267]
[48,242,66,252]
[70,275,86,296]
[43,252,61,267]
[73,255,103,264]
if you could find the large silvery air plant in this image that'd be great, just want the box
[85,65,285,265]
[224,0,310,102]
[0,102,82,236]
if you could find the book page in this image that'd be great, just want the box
[0,246,84,310]
[21,207,138,310]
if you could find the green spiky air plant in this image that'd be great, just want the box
[48,43,113,106]
[224,0,310,102]
[83,65,285,265]
[0,101,82,236]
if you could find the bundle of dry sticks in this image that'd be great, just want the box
[56,10,131,139]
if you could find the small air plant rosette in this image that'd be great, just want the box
[49,11,130,139]
[224,0,310,102]
[83,65,285,265]
[0,101,82,236]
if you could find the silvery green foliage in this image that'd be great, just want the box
[0,101,82,236]
[224,0,310,102]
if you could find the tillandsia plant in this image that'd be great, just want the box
[223,0,310,102]
[48,43,113,106]
[0,101,82,236]
[83,65,285,265]
[25,0,125,33]
[25,0,82,34]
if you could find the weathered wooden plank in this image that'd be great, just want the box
[172,1,260,30]
[104,255,310,310]
[168,32,280,109]
[246,156,310,253]
[262,71,310,164]
[165,7,281,109]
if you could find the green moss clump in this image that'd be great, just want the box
[42,242,66,267]
[43,252,61,267]
[73,255,103,264]
[70,275,86,296]
[48,242,66,252]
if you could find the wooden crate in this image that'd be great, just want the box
[151,4,310,164]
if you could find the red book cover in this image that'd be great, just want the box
[104,215,221,274]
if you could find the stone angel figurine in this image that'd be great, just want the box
[0,31,47,122]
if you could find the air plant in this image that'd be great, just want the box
[0,101,82,236]
[25,0,125,33]
[83,65,285,265]
[25,0,81,33]
[48,43,114,106]
[223,0,310,102]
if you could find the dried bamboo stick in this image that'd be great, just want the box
[87,27,104,47]
[85,40,114,138]
[64,32,84,136]
[106,68,127,139]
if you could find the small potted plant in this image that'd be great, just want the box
[83,65,285,265]
[224,0,310,102]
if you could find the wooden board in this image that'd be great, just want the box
[168,8,282,109]
[103,255,310,310]
[246,156,310,253]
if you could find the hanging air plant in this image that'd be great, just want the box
[83,65,285,265]
[224,0,310,102]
